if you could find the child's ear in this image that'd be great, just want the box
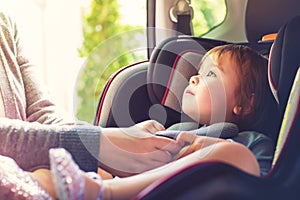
[233,94,255,116]
[241,93,255,116]
[233,106,243,116]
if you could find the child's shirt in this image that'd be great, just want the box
[157,122,274,176]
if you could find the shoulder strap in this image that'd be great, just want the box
[157,122,239,139]
[169,0,194,35]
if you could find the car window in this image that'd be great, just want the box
[76,0,147,122]
[191,0,226,36]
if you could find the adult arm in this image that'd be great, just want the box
[0,117,182,176]
[0,13,183,176]
[0,12,100,173]
[0,118,100,172]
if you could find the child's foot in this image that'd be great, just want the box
[0,155,51,200]
[49,148,104,200]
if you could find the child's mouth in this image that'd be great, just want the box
[185,90,194,95]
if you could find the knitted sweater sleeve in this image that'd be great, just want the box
[0,118,100,172]
[0,12,101,172]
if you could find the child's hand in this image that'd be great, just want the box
[173,132,227,160]
[134,120,165,134]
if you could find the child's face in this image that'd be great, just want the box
[182,52,240,125]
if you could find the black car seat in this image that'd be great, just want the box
[134,15,300,200]
[94,36,272,129]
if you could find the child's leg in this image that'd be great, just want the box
[29,168,104,200]
[28,169,55,198]
[98,167,113,179]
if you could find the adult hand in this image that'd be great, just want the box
[99,126,182,177]
[134,120,165,134]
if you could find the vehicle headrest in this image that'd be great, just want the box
[268,15,300,116]
[246,0,300,42]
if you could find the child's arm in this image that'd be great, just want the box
[174,132,231,160]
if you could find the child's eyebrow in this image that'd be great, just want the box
[198,58,220,74]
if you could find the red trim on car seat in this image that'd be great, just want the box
[267,43,280,105]
[161,50,202,105]
[94,60,149,126]
[268,44,278,91]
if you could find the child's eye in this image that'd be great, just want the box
[206,70,216,77]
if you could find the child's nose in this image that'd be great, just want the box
[189,75,200,85]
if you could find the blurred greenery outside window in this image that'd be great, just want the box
[192,0,226,36]
[76,0,226,123]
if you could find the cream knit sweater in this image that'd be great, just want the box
[0,12,100,172]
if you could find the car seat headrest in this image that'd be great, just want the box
[246,0,300,42]
[149,51,202,112]
[268,15,300,115]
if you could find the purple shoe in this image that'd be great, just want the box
[0,155,51,200]
[49,148,104,200]
[49,148,85,200]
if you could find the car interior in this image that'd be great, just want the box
[93,0,300,199]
